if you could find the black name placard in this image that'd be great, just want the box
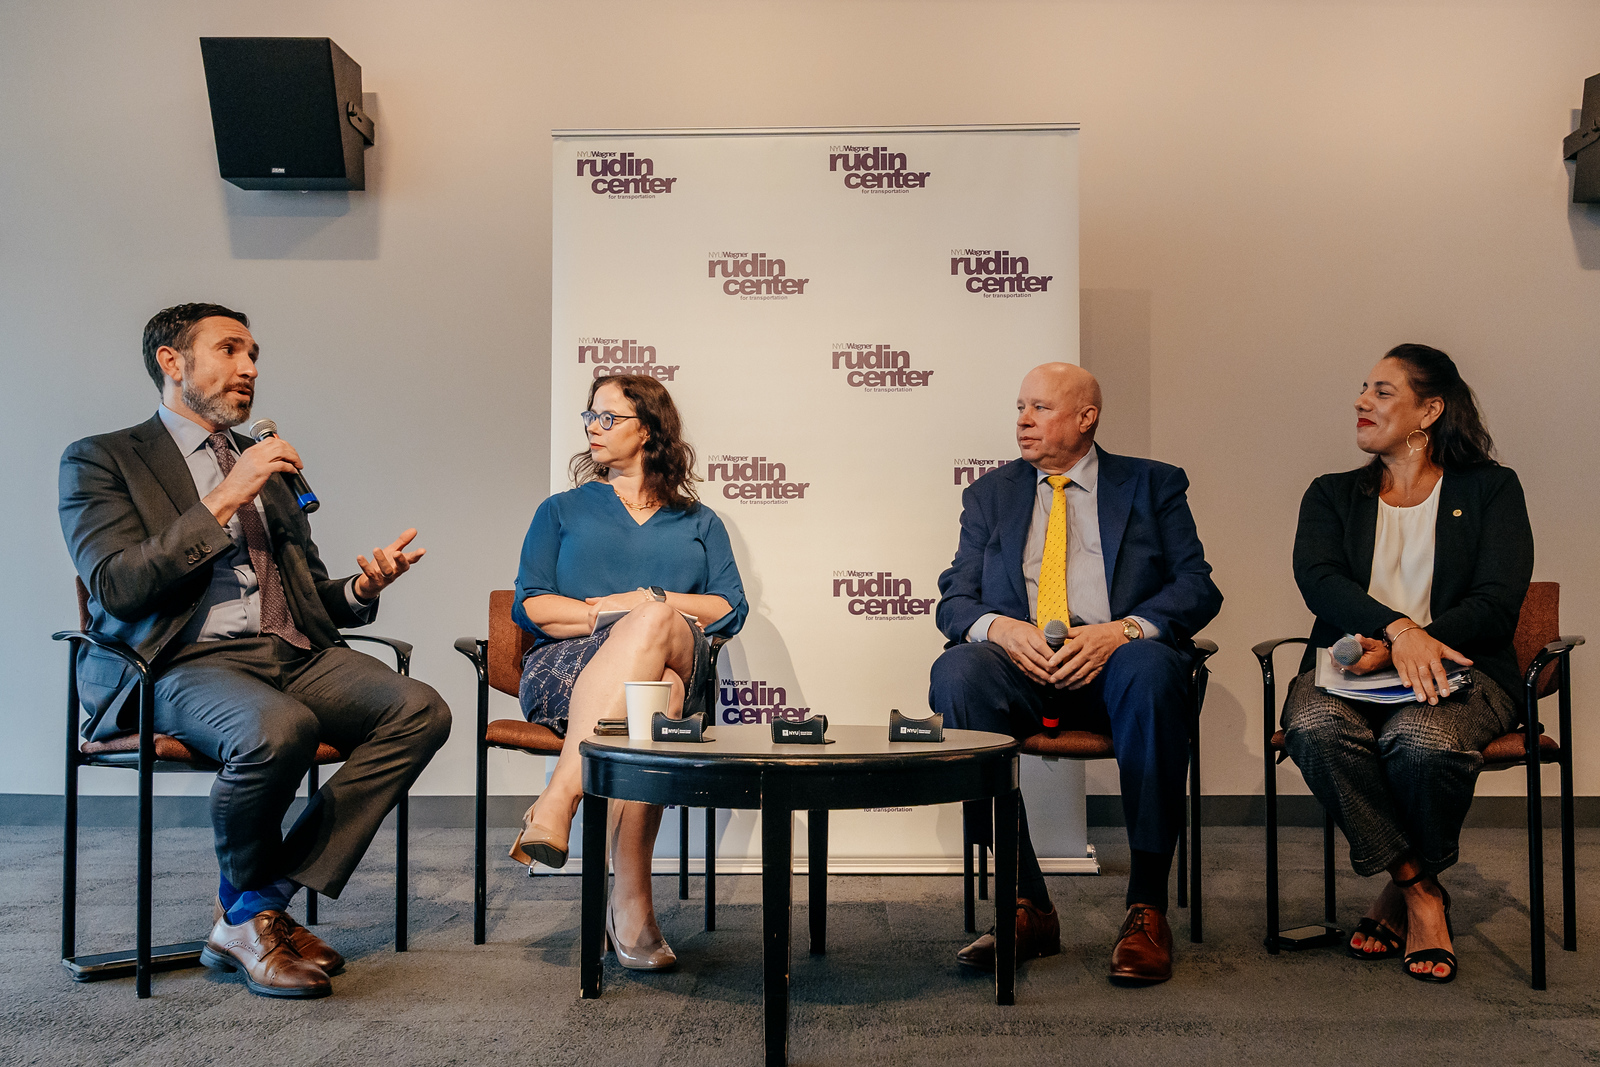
[652,712,710,743]
[771,715,829,744]
[888,709,944,742]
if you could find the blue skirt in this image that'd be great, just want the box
[518,620,714,739]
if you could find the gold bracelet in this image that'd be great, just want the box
[1385,624,1422,650]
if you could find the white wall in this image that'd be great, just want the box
[3,0,1597,802]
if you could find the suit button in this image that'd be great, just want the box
[200,542,210,553]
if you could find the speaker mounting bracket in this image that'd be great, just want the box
[347,100,375,146]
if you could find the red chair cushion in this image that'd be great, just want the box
[484,718,565,754]
[82,733,346,765]
[1021,730,1115,759]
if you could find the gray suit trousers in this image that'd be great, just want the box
[152,636,451,896]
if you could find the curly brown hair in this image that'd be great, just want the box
[569,375,700,510]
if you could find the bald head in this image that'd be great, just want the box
[1015,362,1102,473]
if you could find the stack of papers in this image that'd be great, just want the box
[1314,648,1472,705]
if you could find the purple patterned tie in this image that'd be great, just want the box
[208,433,311,650]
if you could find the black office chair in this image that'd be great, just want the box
[57,578,415,998]
[1254,581,1583,989]
[453,590,723,945]
[961,638,1217,941]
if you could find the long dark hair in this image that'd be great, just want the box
[1357,343,1497,496]
[569,374,700,510]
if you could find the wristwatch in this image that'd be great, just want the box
[649,585,667,603]
[1121,618,1143,641]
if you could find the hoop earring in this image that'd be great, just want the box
[1406,428,1429,456]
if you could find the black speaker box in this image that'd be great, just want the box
[200,37,374,191]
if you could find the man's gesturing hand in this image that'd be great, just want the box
[353,529,426,600]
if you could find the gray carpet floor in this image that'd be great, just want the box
[3,824,1597,1066]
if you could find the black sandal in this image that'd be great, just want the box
[1396,875,1457,984]
[1347,917,1405,960]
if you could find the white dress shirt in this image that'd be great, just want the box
[967,447,1158,643]
[158,406,372,643]
[1368,477,1440,626]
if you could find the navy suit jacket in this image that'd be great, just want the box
[935,447,1222,650]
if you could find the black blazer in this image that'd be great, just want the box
[58,414,372,740]
[1292,463,1533,700]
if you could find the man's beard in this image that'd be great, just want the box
[182,375,253,428]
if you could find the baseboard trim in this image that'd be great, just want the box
[5,793,1597,829]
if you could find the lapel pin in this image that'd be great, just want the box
[1452,509,1462,517]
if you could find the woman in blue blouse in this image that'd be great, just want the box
[510,374,746,970]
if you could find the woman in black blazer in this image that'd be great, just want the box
[1284,344,1533,984]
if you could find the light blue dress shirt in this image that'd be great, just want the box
[158,406,372,644]
[967,447,1159,643]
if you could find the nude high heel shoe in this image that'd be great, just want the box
[605,904,677,971]
[509,803,569,870]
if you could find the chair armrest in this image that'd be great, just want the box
[1524,635,1586,690]
[342,633,412,674]
[454,637,488,685]
[52,629,153,681]
[1191,637,1218,664]
[1251,636,1308,662]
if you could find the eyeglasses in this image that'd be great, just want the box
[580,410,641,431]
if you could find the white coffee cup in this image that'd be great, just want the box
[624,681,674,741]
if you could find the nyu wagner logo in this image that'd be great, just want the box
[575,151,678,197]
[832,343,934,391]
[719,679,809,726]
[705,455,810,502]
[953,458,1009,486]
[950,249,1054,296]
[707,252,810,298]
[832,570,937,619]
[575,337,679,382]
[827,144,931,192]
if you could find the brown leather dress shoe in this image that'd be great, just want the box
[1109,903,1173,984]
[201,910,331,999]
[214,900,344,975]
[956,898,1062,971]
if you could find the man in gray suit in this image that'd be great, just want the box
[59,303,451,999]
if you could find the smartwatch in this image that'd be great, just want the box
[649,585,667,603]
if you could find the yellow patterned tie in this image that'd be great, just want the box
[1037,475,1071,630]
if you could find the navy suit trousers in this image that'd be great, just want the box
[929,638,1191,857]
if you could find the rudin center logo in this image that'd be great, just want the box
[707,252,810,298]
[575,337,679,382]
[831,342,934,391]
[576,151,678,197]
[950,249,1054,296]
[705,455,810,501]
[832,570,937,619]
[954,458,1009,485]
[719,678,809,725]
[827,144,931,191]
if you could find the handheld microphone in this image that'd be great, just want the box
[248,419,320,513]
[1330,635,1364,668]
[1041,619,1069,729]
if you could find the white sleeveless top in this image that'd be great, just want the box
[1367,477,1441,626]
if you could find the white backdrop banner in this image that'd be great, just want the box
[549,124,1089,872]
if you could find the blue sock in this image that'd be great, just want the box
[218,873,243,912]
[223,877,299,924]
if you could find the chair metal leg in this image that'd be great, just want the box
[1561,746,1576,952]
[472,661,488,946]
[63,670,80,963]
[1264,731,1280,954]
[704,807,716,932]
[1526,717,1547,990]
[305,764,320,925]
[1189,729,1203,943]
[136,689,154,999]
[978,828,989,901]
[1177,813,1188,909]
[1323,811,1337,926]
[395,793,408,952]
[679,806,690,900]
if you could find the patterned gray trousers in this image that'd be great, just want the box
[1281,669,1517,877]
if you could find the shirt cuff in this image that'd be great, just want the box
[967,613,1000,643]
[1127,616,1159,640]
[346,576,378,619]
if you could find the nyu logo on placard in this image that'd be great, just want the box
[832,570,937,619]
[827,144,931,192]
[953,458,1010,486]
[575,337,680,382]
[576,151,678,197]
[949,249,1054,296]
[719,679,809,725]
[705,455,810,502]
[707,252,810,299]
[831,343,934,391]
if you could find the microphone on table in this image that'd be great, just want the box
[1041,619,1069,730]
[1330,634,1364,668]
[248,419,320,513]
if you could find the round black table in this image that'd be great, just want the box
[578,723,1020,1066]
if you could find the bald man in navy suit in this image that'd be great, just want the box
[929,363,1221,983]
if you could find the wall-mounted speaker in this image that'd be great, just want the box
[1565,72,1600,204]
[199,37,375,191]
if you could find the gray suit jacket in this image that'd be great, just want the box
[58,413,373,740]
